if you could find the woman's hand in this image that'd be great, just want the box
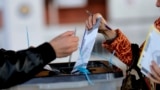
[85,13,108,32]
[85,13,117,41]
[147,61,160,84]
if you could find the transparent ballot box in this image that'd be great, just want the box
[9,61,124,90]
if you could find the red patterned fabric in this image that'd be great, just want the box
[103,17,160,67]
[103,29,132,66]
[102,17,160,90]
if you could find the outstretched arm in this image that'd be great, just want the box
[0,31,79,89]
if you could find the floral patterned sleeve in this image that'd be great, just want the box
[102,17,160,67]
[102,29,132,66]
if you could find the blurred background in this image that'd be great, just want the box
[0,0,159,63]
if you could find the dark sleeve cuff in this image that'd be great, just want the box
[36,42,56,64]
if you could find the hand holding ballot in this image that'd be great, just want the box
[71,15,101,74]
[85,13,117,43]
[72,12,124,74]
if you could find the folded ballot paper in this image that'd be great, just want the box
[71,18,101,74]
[138,25,160,76]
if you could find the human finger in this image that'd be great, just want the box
[152,61,160,75]
[85,20,90,30]
[147,74,160,84]
[88,15,94,29]
[150,65,160,82]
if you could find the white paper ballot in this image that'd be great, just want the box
[138,26,160,76]
[71,18,101,74]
